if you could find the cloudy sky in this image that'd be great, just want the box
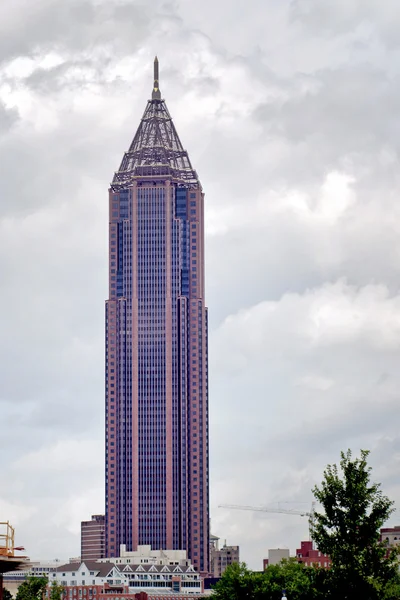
[1,0,400,570]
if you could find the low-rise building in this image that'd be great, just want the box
[296,541,331,568]
[4,560,63,595]
[381,526,400,548]
[48,559,203,595]
[263,548,290,569]
[99,545,189,568]
[209,541,239,578]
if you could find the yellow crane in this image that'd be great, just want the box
[0,522,28,600]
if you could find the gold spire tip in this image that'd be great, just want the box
[152,56,161,100]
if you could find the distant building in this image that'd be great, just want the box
[99,544,190,567]
[209,537,239,578]
[381,526,400,548]
[3,560,62,596]
[296,541,331,568]
[263,548,290,569]
[81,515,105,561]
[48,558,203,595]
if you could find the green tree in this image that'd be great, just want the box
[16,577,48,600]
[49,582,63,600]
[261,559,321,600]
[212,559,324,600]
[3,589,13,600]
[212,562,263,600]
[312,449,399,600]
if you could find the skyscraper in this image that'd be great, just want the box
[105,58,209,573]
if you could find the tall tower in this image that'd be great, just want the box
[105,58,209,573]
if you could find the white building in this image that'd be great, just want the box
[99,544,189,567]
[50,559,202,595]
[267,549,290,565]
[51,561,128,588]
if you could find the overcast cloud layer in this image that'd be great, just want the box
[1,0,400,569]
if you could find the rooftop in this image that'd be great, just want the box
[111,58,199,190]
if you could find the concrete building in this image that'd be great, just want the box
[263,548,290,569]
[209,540,239,578]
[381,526,400,547]
[105,57,209,573]
[296,541,331,568]
[81,515,105,561]
[99,545,189,567]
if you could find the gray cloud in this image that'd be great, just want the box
[1,0,400,571]
[0,0,153,63]
[0,102,19,131]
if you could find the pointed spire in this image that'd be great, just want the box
[152,56,161,100]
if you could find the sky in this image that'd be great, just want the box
[1,0,400,571]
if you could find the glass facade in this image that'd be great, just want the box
[105,85,209,573]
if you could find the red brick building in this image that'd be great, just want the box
[296,541,331,568]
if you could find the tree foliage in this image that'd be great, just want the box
[3,589,13,600]
[261,559,325,600]
[212,559,324,600]
[49,582,64,600]
[15,577,48,600]
[312,449,399,600]
[213,450,400,600]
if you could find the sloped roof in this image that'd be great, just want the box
[55,562,118,577]
[111,59,200,190]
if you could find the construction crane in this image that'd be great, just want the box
[219,502,316,540]
[0,522,23,557]
[0,522,29,600]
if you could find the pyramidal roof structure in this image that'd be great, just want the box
[111,57,199,191]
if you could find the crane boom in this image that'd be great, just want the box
[218,503,311,517]
[219,502,316,540]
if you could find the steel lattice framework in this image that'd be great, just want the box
[111,99,199,190]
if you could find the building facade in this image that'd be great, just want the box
[3,560,62,597]
[81,515,105,561]
[296,541,331,568]
[99,544,189,567]
[381,526,400,548]
[263,548,290,569]
[105,58,209,573]
[209,543,239,578]
[49,559,202,596]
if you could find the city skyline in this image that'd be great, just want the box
[105,59,209,571]
[1,0,400,570]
